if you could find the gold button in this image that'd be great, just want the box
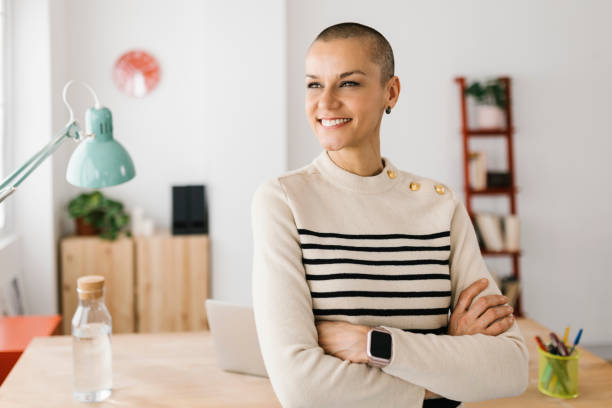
[434,184,446,195]
[387,170,396,179]
[409,182,420,191]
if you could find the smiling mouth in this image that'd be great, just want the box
[318,118,352,128]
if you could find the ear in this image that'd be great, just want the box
[385,76,401,109]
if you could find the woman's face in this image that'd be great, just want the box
[305,37,397,152]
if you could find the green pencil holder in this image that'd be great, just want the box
[537,347,580,399]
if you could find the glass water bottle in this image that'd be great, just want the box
[72,275,113,402]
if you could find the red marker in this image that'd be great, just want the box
[534,336,547,352]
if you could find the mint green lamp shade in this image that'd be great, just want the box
[66,106,135,188]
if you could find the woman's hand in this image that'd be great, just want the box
[315,320,370,363]
[449,278,514,336]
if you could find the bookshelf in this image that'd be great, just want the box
[455,76,522,317]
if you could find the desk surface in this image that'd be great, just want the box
[465,318,612,408]
[0,318,610,407]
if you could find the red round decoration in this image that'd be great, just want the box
[113,50,161,97]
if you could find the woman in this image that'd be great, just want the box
[252,22,528,408]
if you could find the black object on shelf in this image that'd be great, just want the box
[172,185,208,235]
[486,171,512,188]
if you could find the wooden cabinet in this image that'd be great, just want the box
[135,235,209,333]
[60,236,134,335]
[60,234,209,335]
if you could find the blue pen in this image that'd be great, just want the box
[569,328,583,355]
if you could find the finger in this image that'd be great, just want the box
[477,305,513,330]
[454,278,489,313]
[467,294,509,319]
[484,314,515,336]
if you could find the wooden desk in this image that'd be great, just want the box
[465,318,612,407]
[0,319,610,407]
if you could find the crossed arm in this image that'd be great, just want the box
[251,180,529,407]
[316,278,517,400]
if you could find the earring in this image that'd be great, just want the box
[385,106,391,114]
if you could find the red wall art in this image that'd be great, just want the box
[113,50,161,97]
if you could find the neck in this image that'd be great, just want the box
[327,142,383,177]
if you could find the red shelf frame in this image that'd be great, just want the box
[455,76,522,317]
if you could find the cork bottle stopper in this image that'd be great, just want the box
[77,275,105,300]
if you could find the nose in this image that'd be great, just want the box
[317,86,341,111]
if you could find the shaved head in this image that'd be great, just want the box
[312,22,395,86]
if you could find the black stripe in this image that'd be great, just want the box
[301,243,451,252]
[298,229,450,240]
[311,290,451,298]
[313,308,449,316]
[423,398,462,408]
[306,273,450,281]
[402,326,448,335]
[303,258,449,266]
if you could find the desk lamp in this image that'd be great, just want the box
[0,80,135,203]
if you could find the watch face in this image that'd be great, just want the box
[370,330,392,359]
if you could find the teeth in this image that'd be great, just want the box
[321,118,351,127]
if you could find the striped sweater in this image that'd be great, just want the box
[251,150,529,408]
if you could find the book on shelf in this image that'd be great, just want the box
[486,171,512,188]
[468,152,487,190]
[487,269,520,309]
[501,276,520,309]
[473,212,520,252]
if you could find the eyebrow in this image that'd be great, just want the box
[305,70,367,79]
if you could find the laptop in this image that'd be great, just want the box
[205,299,268,378]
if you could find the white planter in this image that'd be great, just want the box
[476,105,505,128]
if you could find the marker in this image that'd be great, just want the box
[569,328,583,355]
[534,336,547,351]
[550,332,569,356]
[563,326,570,344]
[537,336,555,385]
[547,333,570,393]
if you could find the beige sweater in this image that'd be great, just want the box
[251,150,529,408]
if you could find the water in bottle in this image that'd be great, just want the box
[72,275,112,402]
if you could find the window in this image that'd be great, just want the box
[0,0,7,230]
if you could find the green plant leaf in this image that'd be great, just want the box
[67,190,130,241]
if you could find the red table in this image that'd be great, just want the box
[0,315,62,385]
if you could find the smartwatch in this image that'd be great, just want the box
[366,327,393,367]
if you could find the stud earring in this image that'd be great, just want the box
[385,106,391,114]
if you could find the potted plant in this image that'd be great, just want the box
[464,78,507,128]
[68,191,130,240]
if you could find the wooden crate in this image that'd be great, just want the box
[135,235,210,333]
[60,236,134,335]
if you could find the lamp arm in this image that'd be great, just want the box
[0,121,82,203]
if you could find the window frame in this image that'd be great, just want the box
[0,0,13,234]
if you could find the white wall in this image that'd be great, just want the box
[46,0,285,310]
[14,0,611,347]
[287,0,612,345]
[11,0,57,314]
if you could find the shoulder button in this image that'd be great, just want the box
[409,182,420,191]
[434,184,446,195]
[387,170,397,179]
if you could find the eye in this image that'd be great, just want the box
[340,81,359,87]
[307,82,321,89]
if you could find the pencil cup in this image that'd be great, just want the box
[537,348,579,399]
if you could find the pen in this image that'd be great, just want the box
[563,326,570,344]
[534,336,547,351]
[547,333,570,393]
[550,332,569,356]
[569,328,583,355]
